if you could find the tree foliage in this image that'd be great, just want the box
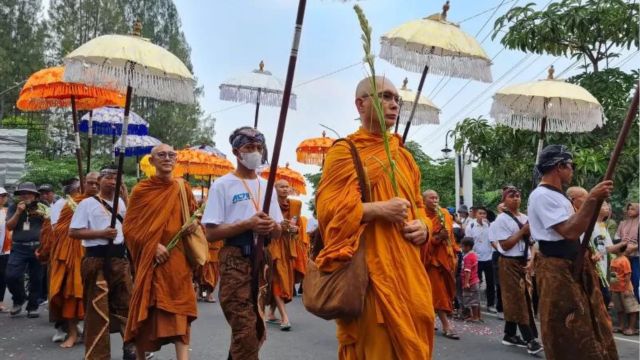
[493,0,639,72]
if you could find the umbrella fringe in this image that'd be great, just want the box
[399,105,440,125]
[79,120,149,136]
[380,41,492,83]
[296,151,325,166]
[490,96,605,133]
[64,60,196,105]
[219,85,297,110]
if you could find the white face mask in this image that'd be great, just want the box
[238,151,263,170]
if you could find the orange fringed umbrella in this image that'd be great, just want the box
[140,149,235,178]
[17,67,125,111]
[296,131,335,166]
[17,66,125,191]
[260,162,307,195]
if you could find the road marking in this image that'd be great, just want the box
[479,311,640,344]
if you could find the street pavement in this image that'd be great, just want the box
[1,292,638,359]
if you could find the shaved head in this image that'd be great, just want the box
[150,143,176,178]
[423,189,440,211]
[276,179,291,199]
[355,76,400,134]
[84,171,100,196]
[151,143,174,155]
[355,76,398,98]
[566,186,588,210]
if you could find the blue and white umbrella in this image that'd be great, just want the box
[80,106,149,136]
[189,145,227,159]
[113,135,161,157]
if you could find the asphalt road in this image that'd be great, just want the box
[0,292,638,359]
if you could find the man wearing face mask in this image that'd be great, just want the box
[202,126,283,360]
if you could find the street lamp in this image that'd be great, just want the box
[441,129,454,158]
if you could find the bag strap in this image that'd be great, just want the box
[503,210,531,258]
[177,179,190,224]
[93,196,124,224]
[503,210,524,229]
[333,138,370,203]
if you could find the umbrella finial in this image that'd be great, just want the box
[322,130,326,137]
[442,1,450,20]
[285,162,290,168]
[259,60,265,72]
[402,77,409,90]
[132,19,143,37]
[547,65,555,80]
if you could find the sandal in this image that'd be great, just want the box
[265,318,280,325]
[442,330,460,340]
[622,329,635,336]
[280,322,291,331]
[612,327,623,333]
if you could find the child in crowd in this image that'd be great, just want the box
[462,237,482,323]
[609,244,639,336]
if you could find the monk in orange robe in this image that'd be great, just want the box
[316,76,434,359]
[422,189,461,340]
[124,144,198,360]
[266,180,305,330]
[197,239,223,302]
[48,172,99,348]
[293,215,309,293]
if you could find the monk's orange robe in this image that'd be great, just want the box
[316,127,435,360]
[36,218,54,263]
[268,198,304,302]
[422,207,460,313]
[198,239,223,290]
[123,177,197,352]
[49,195,85,321]
[293,215,309,282]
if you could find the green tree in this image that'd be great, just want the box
[493,0,639,72]
[404,141,456,207]
[0,0,46,119]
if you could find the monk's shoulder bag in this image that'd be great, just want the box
[302,138,369,321]
[177,179,209,267]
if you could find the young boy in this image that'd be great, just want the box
[609,244,639,336]
[462,237,481,322]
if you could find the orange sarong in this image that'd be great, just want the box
[316,127,435,360]
[123,177,198,352]
[198,239,223,290]
[49,195,85,321]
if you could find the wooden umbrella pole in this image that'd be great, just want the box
[573,87,639,280]
[531,100,549,189]
[110,86,133,228]
[394,102,402,134]
[254,88,261,129]
[402,64,429,143]
[71,96,85,193]
[87,110,93,173]
[255,0,307,337]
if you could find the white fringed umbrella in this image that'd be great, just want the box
[63,20,195,228]
[380,1,492,141]
[490,66,604,162]
[394,77,440,133]
[219,61,297,128]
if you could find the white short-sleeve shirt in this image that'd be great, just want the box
[0,208,7,255]
[490,212,528,257]
[201,173,284,226]
[50,198,67,226]
[467,221,493,261]
[70,196,126,247]
[527,186,574,242]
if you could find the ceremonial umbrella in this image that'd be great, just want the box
[260,163,307,195]
[219,61,297,128]
[490,66,604,164]
[63,20,196,229]
[380,1,492,141]
[140,148,234,179]
[80,106,149,170]
[296,131,335,166]
[113,134,161,180]
[16,66,125,191]
[188,144,227,159]
[394,77,441,133]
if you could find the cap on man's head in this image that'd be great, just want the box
[229,127,266,149]
[536,144,573,174]
[38,184,54,193]
[0,187,7,196]
[457,205,469,213]
[14,182,39,196]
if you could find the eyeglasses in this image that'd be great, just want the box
[155,151,177,160]
[361,91,402,104]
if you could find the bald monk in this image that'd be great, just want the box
[49,173,99,348]
[265,179,304,330]
[316,76,434,359]
[422,189,461,339]
[124,144,199,360]
[567,186,589,210]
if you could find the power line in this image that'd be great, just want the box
[459,0,519,23]
[0,80,26,97]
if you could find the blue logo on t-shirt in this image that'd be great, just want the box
[232,192,251,204]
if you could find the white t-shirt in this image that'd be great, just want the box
[70,197,126,247]
[490,212,529,257]
[527,186,574,242]
[50,198,67,226]
[201,173,284,227]
[467,221,493,261]
[592,221,613,276]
